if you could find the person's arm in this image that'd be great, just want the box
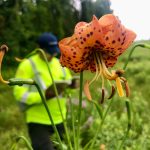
[45,83,63,99]
[13,60,42,105]
[69,76,80,89]
[45,67,74,100]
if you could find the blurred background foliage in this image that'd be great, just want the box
[2,0,150,150]
[0,0,112,66]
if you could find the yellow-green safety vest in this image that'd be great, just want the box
[13,54,72,125]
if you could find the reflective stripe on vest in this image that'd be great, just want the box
[21,91,29,103]
[20,84,32,103]
[28,58,47,90]
[61,67,66,79]
[61,66,71,84]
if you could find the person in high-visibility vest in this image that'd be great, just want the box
[13,32,77,150]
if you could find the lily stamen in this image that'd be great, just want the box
[120,77,130,97]
[95,53,103,81]
[108,85,116,99]
[86,51,127,100]
[89,54,100,85]
[100,88,105,104]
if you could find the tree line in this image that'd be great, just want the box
[0,0,113,65]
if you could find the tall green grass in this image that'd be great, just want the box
[1,41,150,149]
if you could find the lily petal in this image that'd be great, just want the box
[74,15,103,49]
[59,36,90,72]
[84,80,92,100]
[97,14,136,67]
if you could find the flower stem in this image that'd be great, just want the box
[91,100,103,119]
[34,83,63,147]
[68,94,77,150]
[84,98,114,150]
[76,71,83,150]
[123,43,145,70]
[117,100,131,150]
[8,79,63,150]
[35,48,73,150]
[10,135,33,150]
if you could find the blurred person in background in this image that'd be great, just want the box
[13,32,78,150]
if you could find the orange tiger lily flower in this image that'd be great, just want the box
[59,14,136,101]
[0,45,9,84]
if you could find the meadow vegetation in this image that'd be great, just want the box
[1,40,150,149]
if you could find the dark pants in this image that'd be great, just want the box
[27,123,64,150]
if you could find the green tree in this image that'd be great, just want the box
[0,0,80,65]
[80,0,113,22]
[94,0,113,18]
[80,0,94,22]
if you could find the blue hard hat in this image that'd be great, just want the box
[37,32,60,55]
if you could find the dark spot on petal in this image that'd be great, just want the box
[83,52,87,55]
[123,36,126,42]
[83,38,86,41]
[105,37,109,41]
[121,42,124,45]
[122,32,125,36]
[112,40,116,44]
[95,40,100,44]
[118,48,122,50]
[87,34,90,37]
